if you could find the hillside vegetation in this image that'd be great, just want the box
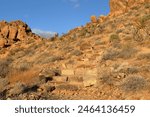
[0,0,150,100]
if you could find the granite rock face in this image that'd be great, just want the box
[0,20,32,47]
[109,0,149,16]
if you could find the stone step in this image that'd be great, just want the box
[52,75,83,84]
[55,82,83,91]
[61,69,75,76]
[52,76,68,82]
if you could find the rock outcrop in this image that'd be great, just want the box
[0,20,32,47]
[109,0,149,16]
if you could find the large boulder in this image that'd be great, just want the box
[0,38,7,47]
[83,68,97,87]
[1,25,9,38]
[8,26,18,39]
[0,20,32,40]
[90,15,97,23]
[0,20,8,30]
[0,20,33,47]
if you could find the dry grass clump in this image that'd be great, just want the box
[102,48,119,61]
[35,53,63,64]
[71,50,83,56]
[9,82,26,96]
[121,75,147,92]
[99,73,114,85]
[0,58,12,78]
[102,43,138,61]
[109,34,120,43]
[137,53,150,60]
[126,67,139,74]
[17,61,33,72]
[80,42,91,50]
[139,14,150,27]
[9,69,39,85]
[97,68,114,86]
[140,65,150,72]
[132,14,150,42]
[0,79,9,92]
[118,44,138,59]
[144,3,150,9]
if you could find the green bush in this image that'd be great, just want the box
[109,34,120,43]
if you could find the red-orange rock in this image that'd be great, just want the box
[0,38,6,47]
[0,20,34,47]
[109,0,149,16]
[9,26,18,39]
[1,25,9,38]
[90,15,97,23]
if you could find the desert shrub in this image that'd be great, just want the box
[111,42,122,49]
[139,14,150,27]
[141,65,150,72]
[0,79,9,92]
[0,58,12,78]
[46,56,62,62]
[71,50,83,56]
[126,67,139,74]
[36,55,63,64]
[102,49,119,61]
[116,29,123,34]
[63,46,73,53]
[13,51,26,59]
[121,75,147,92]
[109,34,120,43]
[102,44,137,61]
[132,27,146,41]
[99,73,114,85]
[144,3,150,9]
[131,6,138,10]
[9,82,26,96]
[9,47,35,59]
[117,66,139,74]
[26,38,35,44]
[118,44,137,59]
[97,68,114,85]
[18,62,33,72]
[80,42,91,50]
[132,15,149,41]
[137,53,150,60]
[9,48,22,56]
[79,29,88,37]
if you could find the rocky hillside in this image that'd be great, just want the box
[0,0,150,100]
[109,0,149,16]
[0,20,41,48]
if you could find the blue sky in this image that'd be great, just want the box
[0,0,110,34]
